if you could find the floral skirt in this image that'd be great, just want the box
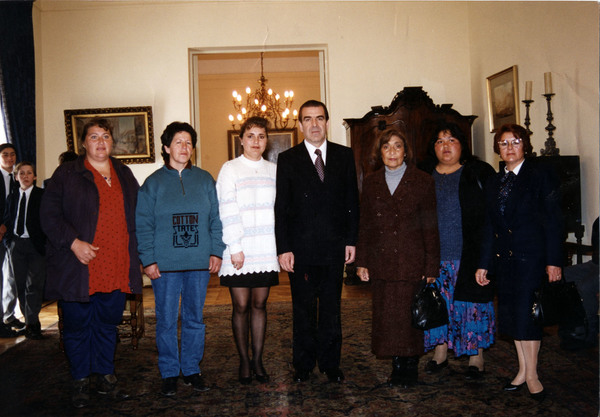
[424,259,496,356]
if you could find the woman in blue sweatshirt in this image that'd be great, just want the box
[136,122,224,397]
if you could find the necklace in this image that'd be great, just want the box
[103,175,112,186]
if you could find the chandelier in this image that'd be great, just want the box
[228,52,297,131]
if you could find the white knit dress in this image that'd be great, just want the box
[216,155,280,283]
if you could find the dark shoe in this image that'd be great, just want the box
[424,359,448,374]
[161,376,178,396]
[183,373,210,392]
[530,389,546,402]
[503,381,525,392]
[72,377,90,408]
[389,356,406,387]
[251,364,270,384]
[0,324,18,338]
[323,368,345,383]
[6,318,25,330]
[403,356,419,387]
[96,374,130,399]
[465,366,485,380]
[293,369,310,382]
[25,325,46,340]
[239,365,252,385]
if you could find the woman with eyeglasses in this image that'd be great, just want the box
[476,124,563,402]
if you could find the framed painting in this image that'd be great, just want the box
[228,128,298,164]
[486,65,520,132]
[64,106,155,164]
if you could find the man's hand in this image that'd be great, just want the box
[278,252,295,272]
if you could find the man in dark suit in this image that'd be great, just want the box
[0,143,21,337]
[3,161,46,339]
[275,100,359,383]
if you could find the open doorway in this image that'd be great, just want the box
[189,47,326,178]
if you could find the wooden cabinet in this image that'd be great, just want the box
[343,87,476,191]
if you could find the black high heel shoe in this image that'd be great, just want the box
[239,365,252,385]
[529,389,546,402]
[503,381,525,392]
[251,363,270,383]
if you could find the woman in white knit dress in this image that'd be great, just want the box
[216,117,280,385]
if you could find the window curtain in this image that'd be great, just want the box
[0,1,36,165]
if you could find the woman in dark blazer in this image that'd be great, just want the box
[419,122,496,379]
[476,124,563,401]
[356,128,440,387]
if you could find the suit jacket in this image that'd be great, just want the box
[0,171,18,226]
[4,186,46,255]
[355,165,440,282]
[275,141,359,265]
[479,158,564,274]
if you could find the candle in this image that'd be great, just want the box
[525,81,532,101]
[544,72,553,94]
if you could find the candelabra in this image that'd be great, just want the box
[228,52,297,131]
[522,99,534,136]
[540,93,560,156]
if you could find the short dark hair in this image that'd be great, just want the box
[80,117,114,155]
[371,128,413,170]
[0,143,17,156]
[425,121,473,165]
[58,150,78,165]
[298,100,329,121]
[493,124,533,156]
[15,161,35,176]
[160,122,197,164]
[239,117,269,139]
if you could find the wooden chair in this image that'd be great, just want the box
[57,292,145,351]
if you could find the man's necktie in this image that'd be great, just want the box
[315,149,325,182]
[16,192,26,236]
[498,171,516,216]
[8,173,16,195]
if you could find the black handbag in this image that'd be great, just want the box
[531,278,587,328]
[411,281,449,330]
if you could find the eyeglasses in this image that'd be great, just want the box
[497,138,523,148]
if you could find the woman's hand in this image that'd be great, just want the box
[357,267,370,282]
[475,269,490,286]
[231,251,245,270]
[546,265,562,282]
[144,263,161,280]
[209,255,222,274]
[70,238,99,265]
[426,277,436,284]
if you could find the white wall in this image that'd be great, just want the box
[467,1,599,241]
[35,1,598,241]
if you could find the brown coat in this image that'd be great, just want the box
[356,165,440,356]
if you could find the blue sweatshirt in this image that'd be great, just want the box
[136,165,225,272]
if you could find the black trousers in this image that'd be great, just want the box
[289,263,344,372]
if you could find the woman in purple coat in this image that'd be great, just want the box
[356,128,440,387]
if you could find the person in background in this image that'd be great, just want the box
[275,100,359,383]
[3,162,47,339]
[0,143,23,337]
[418,122,496,379]
[43,150,78,189]
[136,121,224,397]
[356,128,439,387]
[216,116,279,385]
[476,124,563,402]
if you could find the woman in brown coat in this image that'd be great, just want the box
[356,129,440,387]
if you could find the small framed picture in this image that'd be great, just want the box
[64,106,155,164]
[228,128,298,164]
[486,65,520,132]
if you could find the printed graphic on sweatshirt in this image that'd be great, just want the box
[172,212,199,248]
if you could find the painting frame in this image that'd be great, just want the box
[486,65,520,132]
[227,128,298,164]
[64,106,155,164]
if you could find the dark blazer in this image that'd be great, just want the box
[4,186,46,255]
[478,158,563,339]
[41,156,142,302]
[0,171,18,226]
[420,159,496,302]
[355,165,440,282]
[275,141,359,265]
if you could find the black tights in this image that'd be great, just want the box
[229,287,271,378]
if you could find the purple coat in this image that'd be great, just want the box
[41,156,142,302]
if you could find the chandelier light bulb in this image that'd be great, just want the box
[232,91,238,98]
[237,114,242,121]
[268,89,273,95]
[237,95,242,102]
[275,94,280,100]
[289,91,294,98]
[246,87,251,94]
[284,91,289,98]
[254,99,259,105]
[228,115,234,122]
[261,104,267,112]
[241,108,247,114]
